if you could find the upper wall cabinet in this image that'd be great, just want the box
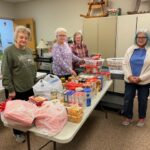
[83,18,98,55]
[98,17,117,59]
[13,18,36,54]
[83,16,117,59]
[137,14,150,31]
[116,13,150,57]
[116,15,137,57]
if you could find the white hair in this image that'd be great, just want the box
[135,28,150,46]
[136,28,149,36]
[55,27,67,36]
[14,25,31,41]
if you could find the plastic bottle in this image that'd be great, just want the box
[84,88,92,107]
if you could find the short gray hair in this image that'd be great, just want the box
[55,27,67,36]
[135,28,150,46]
[14,25,31,41]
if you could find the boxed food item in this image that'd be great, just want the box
[68,114,83,123]
[66,106,83,123]
[67,106,83,116]
[83,58,105,74]
[29,96,47,106]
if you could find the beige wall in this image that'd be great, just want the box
[0,0,150,43]
[0,1,15,18]
[14,0,150,43]
[14,0,88,42]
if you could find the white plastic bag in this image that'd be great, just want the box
[44,74,63,91]
[33,79,51,100]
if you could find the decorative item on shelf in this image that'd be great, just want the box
[80,0,108,18]
[36,39,49,58]
[107,8,121,16]
[127,0,150,15]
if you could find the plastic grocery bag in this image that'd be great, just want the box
[44,74,63,91]
[35,101,68,136]
[2,100,37,127]
[33,79,51,100]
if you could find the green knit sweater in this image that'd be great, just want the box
[2,44,36,92]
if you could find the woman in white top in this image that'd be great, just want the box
[122,29,150,127]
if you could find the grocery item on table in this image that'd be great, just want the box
[67,105,83,123]
[29,96,47,106]
[84,88,92,107]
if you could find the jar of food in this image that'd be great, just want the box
[57,91,64,103]
[51,89,58,100]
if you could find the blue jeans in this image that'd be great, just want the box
[123,82,149,119]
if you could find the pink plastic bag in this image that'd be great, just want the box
[35,101,68,136]
[3,100,37,127]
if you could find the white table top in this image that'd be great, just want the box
[3,80,112,144]
[29,80,113,143]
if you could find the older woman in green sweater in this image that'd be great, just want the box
[1,25,36,143]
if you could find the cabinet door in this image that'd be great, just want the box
[116,15,137,57]
[137,14,150,32]
[83,18,98,55]
[115,15,137,93]
[13,18,36,54]
[98,16,117,59]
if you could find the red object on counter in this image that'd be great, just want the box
[0,98,12,112]
[91,54,101,60]
[65,82,83,90]
[29,96,48,106]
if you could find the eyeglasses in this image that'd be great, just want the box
[58,34,66,37]
[136,37,147,39]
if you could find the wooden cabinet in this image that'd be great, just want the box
[83,16,117,59]
[116,15,137,57]
[83,18,98,54]
[13,18,36,54]
[116,13,150,57]
[98,17,117,59]
[137,14,150,31]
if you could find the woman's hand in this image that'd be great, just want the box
[128,76,141,84]
[9,91,16,99]
[134,77,141,84]
[71,69,77,76]
[80,59,85,64]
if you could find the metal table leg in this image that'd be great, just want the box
[26,132,31,150]
[100,103,108,119]
[38,141,52,150]
[53,142,56,150]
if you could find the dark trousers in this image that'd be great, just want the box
[5,89,34,135]
[123,82,149,119]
